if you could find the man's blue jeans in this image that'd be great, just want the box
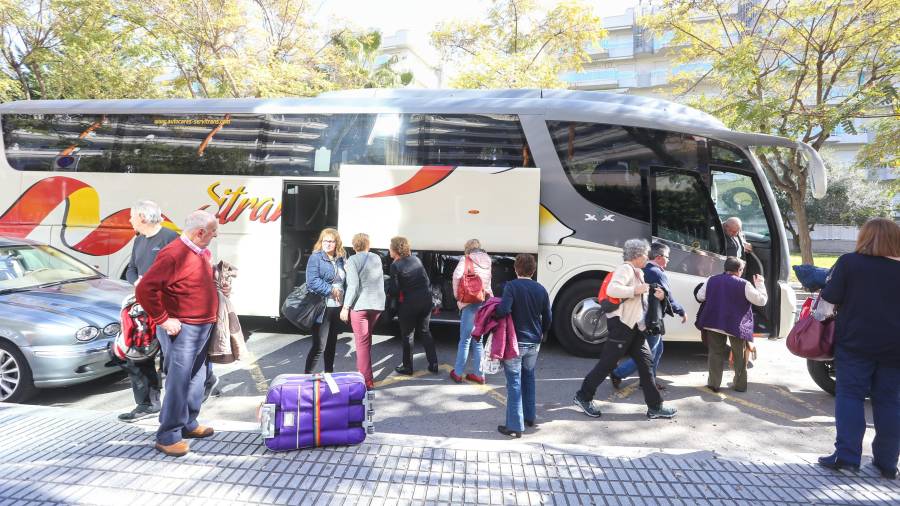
[502,342,541,432]
[613,334,663,380]
[833,347,900,470]
[155,322,213,445]
[454,303,484,376]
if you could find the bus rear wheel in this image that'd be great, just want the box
[553,278,607,357]
[807,359,835,395]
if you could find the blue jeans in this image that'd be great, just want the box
[454,303,484,376]
[613,334,663,380]
[833,348,900,470]
[502,343,541,432]
[155,323,213,445]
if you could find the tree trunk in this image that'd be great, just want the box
[792,195,815,264]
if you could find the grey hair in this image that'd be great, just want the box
[622,238,650,261]
[724,217,743,229]
[724,256,745,273]
[131,200,162,225]
[183,210,217,231]
[649,242,670,260]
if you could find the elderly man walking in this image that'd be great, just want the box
[118,200,178,422]
[136,210,219,457]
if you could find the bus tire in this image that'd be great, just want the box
[553,278,607,358]
[807,359,835,396]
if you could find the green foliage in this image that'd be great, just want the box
[431,0,606,88]
[328,30,415,89]
[0,0,161,100]
[643,0,900,263]
[775,157,895,247]
[0,0,413,100]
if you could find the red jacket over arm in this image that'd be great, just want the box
[135,239,218,325]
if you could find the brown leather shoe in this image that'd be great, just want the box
[155,440,189,457]
[182,425,214,439]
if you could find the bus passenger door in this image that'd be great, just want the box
[280,182,339,304]
[647,166,728,339]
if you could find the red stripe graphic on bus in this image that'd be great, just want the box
[358,165,455,198]
[0,176,174,256]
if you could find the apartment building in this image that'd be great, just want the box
[561,5,897,219]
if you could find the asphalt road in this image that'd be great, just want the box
[29,318,863,461]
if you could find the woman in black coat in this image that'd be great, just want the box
[388,236,438,375]
[817,218,900,480]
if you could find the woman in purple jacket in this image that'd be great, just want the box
[696,257,767,393]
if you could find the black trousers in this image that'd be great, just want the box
[577,316,662,409]
[121,357,161,409]
[305,306,341,373]
[398,298,438,369]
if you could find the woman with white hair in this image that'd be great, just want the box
[573,238,677,420]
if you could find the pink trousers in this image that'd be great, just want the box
[350,309,381,387]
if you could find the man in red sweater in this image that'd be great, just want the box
[136,210,219,457]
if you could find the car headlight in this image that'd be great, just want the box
[75,326,101,342]
[103,322,121,337]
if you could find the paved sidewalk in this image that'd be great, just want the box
[0,404,897,505]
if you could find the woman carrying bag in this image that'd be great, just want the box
[303,228,346,374]
[450,239,492,384]
[340,233,385,389]
[817,218,900,480]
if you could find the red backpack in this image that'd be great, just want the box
[596,271,622,312]
[456,255,486,304]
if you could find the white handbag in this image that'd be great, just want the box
[480,334,503,375]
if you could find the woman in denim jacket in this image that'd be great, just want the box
[304,228,346,373]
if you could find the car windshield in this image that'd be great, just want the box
[0,244,99,292]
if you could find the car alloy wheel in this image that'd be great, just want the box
[0,342,35,403]
[0,347,21,401]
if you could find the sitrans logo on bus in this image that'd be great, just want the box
[202,182,281,225]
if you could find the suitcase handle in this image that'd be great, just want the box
[310,373,341,394]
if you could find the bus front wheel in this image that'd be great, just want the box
[553,279,607,357]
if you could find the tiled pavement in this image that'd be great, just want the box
[0,404,897,505]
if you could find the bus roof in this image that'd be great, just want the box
[0,88,800,150]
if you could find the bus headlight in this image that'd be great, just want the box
[75,326,101,342]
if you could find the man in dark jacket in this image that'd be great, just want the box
[724,217,752,260]
[611,242,686,390]
[119,200,178,422]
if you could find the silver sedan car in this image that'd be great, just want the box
[0,237,133,402]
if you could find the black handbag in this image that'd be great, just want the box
[281,283,326,332]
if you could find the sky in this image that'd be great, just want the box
[311,0,641,35]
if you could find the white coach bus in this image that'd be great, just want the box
[0,89,826,356]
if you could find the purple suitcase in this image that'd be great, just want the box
[259,372,373,451]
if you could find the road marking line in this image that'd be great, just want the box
[607,382,640,401]
[240,348,271,395]
[693,386,798,422]
[769,385,831,417]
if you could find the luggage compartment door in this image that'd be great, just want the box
[338,165,540,252]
